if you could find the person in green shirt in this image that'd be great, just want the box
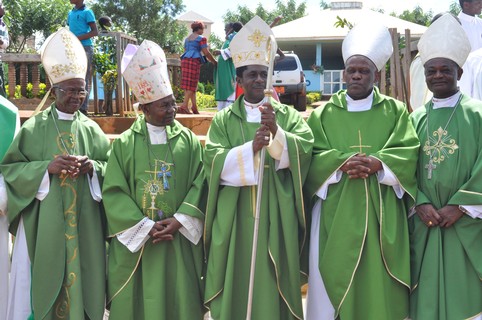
[304,21,419,320]
[410,13,482,320]
[203,16,313,320]
[0,28,110,320]
[102,40,206,320]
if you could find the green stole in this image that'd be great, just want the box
[0,105,110,320]
[305,88,419,319]
[409,94,482,320]
[204,97,313,320]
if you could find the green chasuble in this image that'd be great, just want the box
[409,94,482,320]
[214,32,236,101]
[0,105,110,320]
[102,116,206,320]
[304,87,419,319]
[203,97,313,320]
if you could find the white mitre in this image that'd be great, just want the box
[418,14,471,68]
[342,21,393,71]
[41,27,87,85]
[121,40,173,104]
[229,15,275,69]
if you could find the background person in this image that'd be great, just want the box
[179,21,216,114]
[67,0,98,115]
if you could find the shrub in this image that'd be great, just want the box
[204,82,215,95]
[307,92,322,105]
[196,92,216,109]
[26,83,34,98]
[197,82,205,94]
[38,83,47,98]
[172,85,184,103]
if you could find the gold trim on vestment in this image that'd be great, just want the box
[460,189,482,197]
[108,245,144,304]
[377,181,411,289]
[465,310,482,320]
[371,156,416,203]
[237,147,247,185]
[311,154,357,199]
[337,177,369,316]
[181,202,205,217]
[293,140,307,255]
[203,152,222,254]
[268,249,303,320]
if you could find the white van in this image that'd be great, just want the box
[272,52,307,111]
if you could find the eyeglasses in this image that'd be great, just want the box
[54,87,88,97]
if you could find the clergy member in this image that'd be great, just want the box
[410,13,482,320]
[304,21,420,320]
[203,15,314,320]
[0,96,20,319]
[0,27,110,320]
[102,40,206,320]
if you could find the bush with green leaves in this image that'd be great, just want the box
[38,83,47,98]
[196,92,216,110]
[204,82,215,95]
[197,82,205,94]
[307,92,322,105]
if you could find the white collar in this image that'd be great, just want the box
[244,98,263,123]
[432,91,462,109]
[244,98,264,110]
[56,108,75,120]
[146,122,167,145]
[459,11,480,22]
[346,90,374,112]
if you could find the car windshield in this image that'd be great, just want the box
[274,57,297,71]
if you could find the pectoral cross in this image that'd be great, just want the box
[157,163,172,190]
[425,159,436,180]
[349,130,371,153]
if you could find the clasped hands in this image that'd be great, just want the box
[148,218,182,244]
[415,204,464,228]
[340,153,382,179]
[253,102,277,153]
[48,155,93,178]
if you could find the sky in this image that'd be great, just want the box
[180,0,458,37]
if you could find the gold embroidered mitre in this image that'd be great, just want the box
[40,28,87,85]
[229,15,275,69]
[121,40,173,104]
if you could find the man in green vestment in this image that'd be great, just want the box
[0,28,110,320]
[213,22,238,110]
[410,14,482,320]
[203,16,313,320]
[0,95,20,319]
[304,21,419,320]
[102,40,206,320]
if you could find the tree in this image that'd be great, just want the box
[320,1,330,9]
[222,0,307,26]
[449,1,461,15]
[3,0,71,52]
[91,0,187,54]
[391,5,433,26]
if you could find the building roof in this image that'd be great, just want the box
[177,10,213,24]
[272,8,428,42]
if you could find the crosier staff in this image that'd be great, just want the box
[246,34,278,320]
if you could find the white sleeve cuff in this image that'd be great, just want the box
[315,170,343,200]
[267,126,290,170]
[116,217,155,253]
[36,170,50,201]
[460,205,482,219]
[87,162,102,202]
[377,162,405,199]
[220,142,257,186]
[173,213,203,245]
[0,174,6,215]
[220,48,231,60]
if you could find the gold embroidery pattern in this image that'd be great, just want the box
[50,32,87,78]
[423,127,458,164]
[143,159,173,220]
[248,29,267,47]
